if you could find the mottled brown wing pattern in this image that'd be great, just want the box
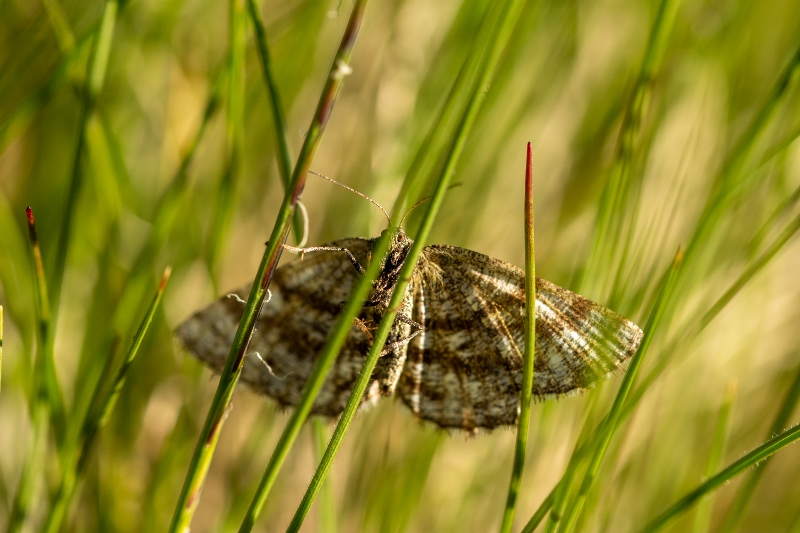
[176,238,413,417]
[398,245,643,430]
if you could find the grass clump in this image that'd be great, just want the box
[3,0,800,532]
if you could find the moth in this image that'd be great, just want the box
[177,182,643,432]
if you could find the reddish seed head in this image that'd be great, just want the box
[25,206,34,226]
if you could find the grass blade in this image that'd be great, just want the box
[717,365,800,533]
[284,1,527,530]
[207,0,247,278]
[169,1,369,530]
[6,208,56,533]
[499,141,536,533]
[248,0,304,243]
[525,173,800,533]
[579,0,681,295]
[235,4,376,528]
[558,247,684,533]
[42,268,171,533]
[692,381,736,533]
[311,419,338,533]
[0,306,3,395]
[640,423,800,533]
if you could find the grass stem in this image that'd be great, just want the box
[247,0,304,243]
[284,1,526,530]
[42,268,171,533]
[692,381,736,533]
[169,1,369,530]
[558,248,684,532]
[6,208,55,533]
[640,423,800,533]
[499,142,536,533]
[717,364,800,533]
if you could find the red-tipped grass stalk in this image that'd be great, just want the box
[499,142,536,533]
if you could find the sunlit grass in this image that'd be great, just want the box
[2,0,800,532]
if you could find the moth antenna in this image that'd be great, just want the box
[399,182,463,228]
[309,170,390,224]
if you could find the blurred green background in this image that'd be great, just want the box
[2,0,800,531]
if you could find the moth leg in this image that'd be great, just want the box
[380,328,423,356]
[396,313,423,332]
[378,314,424,356]
[283,244,366,275]
[353,317,374,340]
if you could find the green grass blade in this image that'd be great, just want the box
[630,205,800,407]
[679,42,800,281]
[169,1,369,530]
[42,268,171,533]
[499,142,536,533]
[579,0,681,295]
[247,0,304,243]
[311,419,337,533]
[526,176,800,533]
[640,423,800,533]
[717,366,800,533]
[0,306,3,395]
[207,0,247,279]
[521,488,555,533]
[6,208,56,533]
[51,0,118,307]
[284,1,526,530]
[44,0,120,450]
[558,248,684,533]
[692,382,736,533]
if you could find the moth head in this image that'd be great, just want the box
[379,226,408,247]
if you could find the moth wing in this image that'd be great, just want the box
[177,237,409,417]
[399,245,643,430]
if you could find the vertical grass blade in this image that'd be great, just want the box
[51,0,118,314]
[311,419,338,533]
[499,142,536,533]
[42,0,120,452]
[247,0,304,242]
[558,248,684,532]
[42,268,171,533]
[717,365,800,533]
[169,2,369,531]
[284,1,526,530]
[0,306,3,395]
[526,189,800,533]
[208,0,247,277]
[692,381,736,533]
[640,423,800,533]
[579,0,681,294]
[679,42,800,283]
[6,208,55,533]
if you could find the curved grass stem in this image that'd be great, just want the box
[168,2,369,531]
